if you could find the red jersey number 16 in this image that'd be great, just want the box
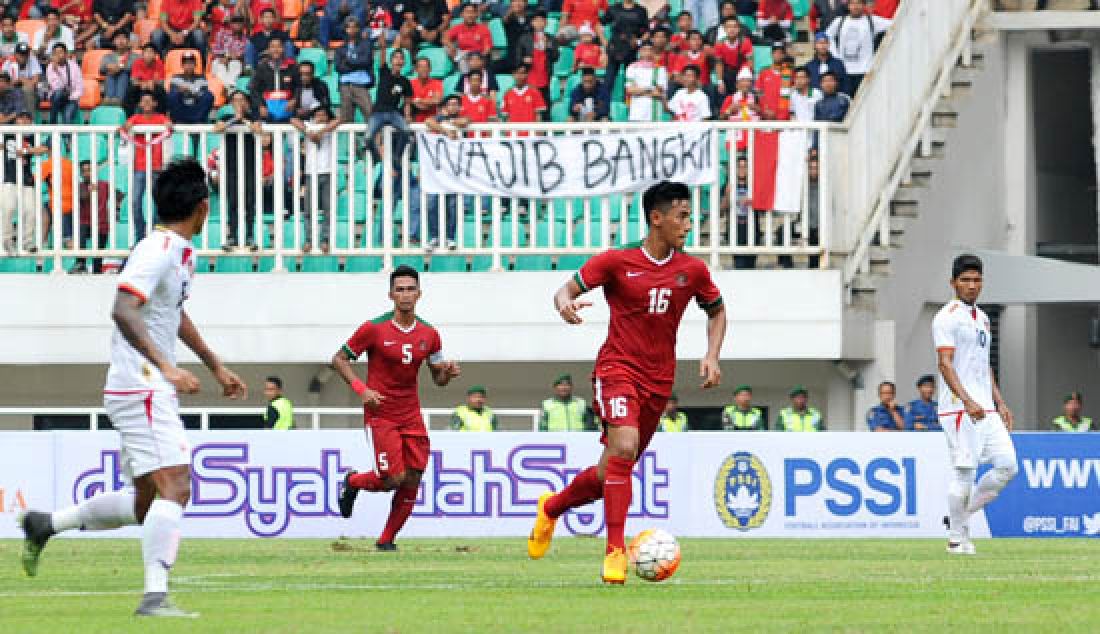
[648,288,671,314]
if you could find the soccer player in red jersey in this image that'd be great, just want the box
[527,181,727,583]
[333,265,461,550]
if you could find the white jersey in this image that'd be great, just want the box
[105,229,195,393]
[932,299,994,415]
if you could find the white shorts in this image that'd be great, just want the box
[940,410,1016,470]
[104,390,191,482]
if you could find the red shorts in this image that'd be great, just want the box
[365,420,430,478]
[592,377,668,454]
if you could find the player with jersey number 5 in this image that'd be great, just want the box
[527,181,727,584]
[934,254,1018,556]
[18,158,248,618]
[333,265,462,551]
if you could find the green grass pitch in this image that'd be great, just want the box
[1,537,1098,633]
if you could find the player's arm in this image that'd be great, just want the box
[991,370,1014,431]
[429,359,461,387]
[936,347,985,421]
[554,278,593,324]
[111,290,199,394]
[330,345,385,409]
[699,301,726,388]
[178,310,247,399]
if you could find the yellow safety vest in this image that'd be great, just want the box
[659,411,688,432]
[777,407,822,432]
[541,397,588,431]
[722,405,764,430]
[452,405,496,432]
[1052,416,1092,432]
[269,396,294,430]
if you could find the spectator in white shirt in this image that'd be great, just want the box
[290,105,340,254]
[32,10,75,59]
[2,43,42,117]
[667,65,711,122]
[788,67,822,122]
[625,41,668,122]
[825,0,890,96]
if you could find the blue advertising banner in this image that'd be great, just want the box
[984,433,1100,538]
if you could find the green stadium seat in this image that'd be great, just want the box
[392,255,425,270]
[256,256,276,272]
[496,74,515,96]
[418,48,453,79]
[470,255,494,271]
[345,256,383,272]
[214,256,255,273]
[443,72,461,97]
[89,105,126,126]
[513,255,554,271]
[298,255,340,272]
[325,75,341,105]
[0,257,40,273]
[551,101,570,122]
[553,48,574,78]
[545,16,559,37]
[556,254,588,270]
[791,0,811,18]
[754,45,771,73]
[488,18,507,49]
[235,77,251,94]
[194,256,212,273]
[740,16,757,33]
[611,102,629,122]
[430,255,468,272]
[297,47,329,76]
[74,134,109,164]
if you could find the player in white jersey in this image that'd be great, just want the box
[932,254,1018,556]
[17,158,247,617]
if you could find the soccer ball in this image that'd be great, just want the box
[627,529,681,582]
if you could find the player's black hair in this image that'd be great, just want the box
[299,60,315,73]
[951,254,983,280]
[722,14,741,25]
[794,65,811,77]
[153,158,209,223]
[390,264,420,288]
[916,374,935,387]
[580,67,596,77]
[878,381,896,391]
[642,181,692,226]
[266,376,283,389]
[687,29,703,38]
[682,64,701,77]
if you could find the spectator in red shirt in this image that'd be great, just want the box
[713,15,754,95]
[558,0,607,43]
[516,10,557,106]
[572,25,606,72]
[501,64,546,124]
[152,0,206,56]
[409,57,443,123]
[670,11,694,51]
[124,42,166,115]
[208,0,247,44]
[870,0,899,19]
[120,92,173,240]
[72,159,121,274]
[651,27,675,70]
[444,3,493,74]
[757,0,794,44]
[459,71,497,123]
[670,30,710,86]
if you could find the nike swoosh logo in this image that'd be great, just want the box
[605,480,628,485]
[384,341,397,346]
[626,272,644,277]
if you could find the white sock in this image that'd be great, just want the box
[967,464,1019,514]
[947,468,975,542]
[142,499,184,595]
[51,489,138,533]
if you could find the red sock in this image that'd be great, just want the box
[545,466,603,519]
[378,486,418,544]
[349,471,386,491]
[603,456,634,554]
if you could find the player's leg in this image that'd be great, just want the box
[943,413,979,554]
[376,435,429,549]
[340,424,403,517]
[967,415,1019,514]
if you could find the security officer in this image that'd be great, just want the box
[867,381,906,432]
[722,384,766,431]
[539,374,595,431]
[776,385,824,431]
[905,374,941,431]
[1052,392,1093,432]
[263,376,295,430]
[451,385,499,431]
[659,393,689,432]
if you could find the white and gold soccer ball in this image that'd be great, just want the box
[627,529,681,582]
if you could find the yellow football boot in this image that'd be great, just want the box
[601,547,628,585]
[527,492,557,560]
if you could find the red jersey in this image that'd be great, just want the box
[756,0,793,21]
[529,36,550,88]
[561,0,607,29]
[410,77,443,122]
[130,57,165,83]
[162,0,203,32]
[447,23,492,55]
[713,36,753,74]
[126,113,171,171]
[573,42,603,69]
[670,32,688,52]
[460,93,497,123]
[502,86,545,123]
[342,313,443,433]
[670,50,710,83]
[575,245,723,396]
[756,67,790,121]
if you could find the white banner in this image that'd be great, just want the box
[416,126,719,198]
[0,431,964,539]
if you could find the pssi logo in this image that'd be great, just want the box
[714,452,771,531]
[0,486,29,513]
[784,457,917,516]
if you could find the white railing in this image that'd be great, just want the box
[0,406,542,431]
[0,121,834,273]
[835,0,986,295]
